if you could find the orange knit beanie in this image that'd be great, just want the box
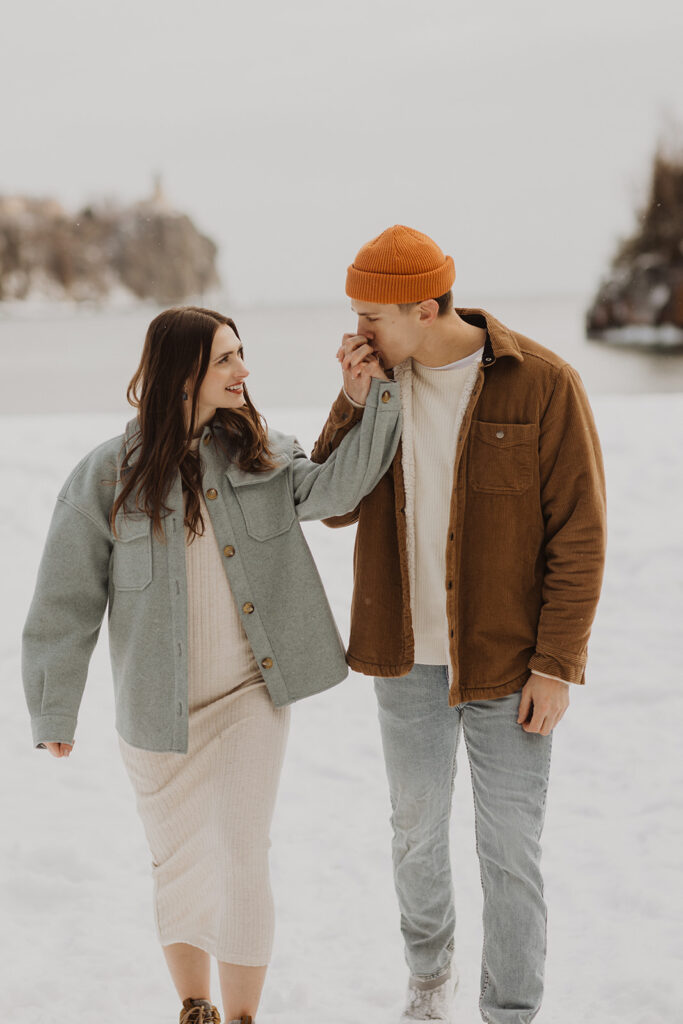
[345,225,455,304]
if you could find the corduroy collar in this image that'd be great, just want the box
[457,308,525,365]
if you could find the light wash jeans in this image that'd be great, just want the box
[374,665,553,1024]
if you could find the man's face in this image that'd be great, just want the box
[350,300,418,370]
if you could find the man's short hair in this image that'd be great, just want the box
[397,291,453,317]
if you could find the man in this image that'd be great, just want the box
[311,225,607,1024]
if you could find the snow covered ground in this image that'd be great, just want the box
[1,396,682,1024]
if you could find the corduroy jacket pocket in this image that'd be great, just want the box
[112,515,153,590]
[469,421,538,494]
[229,463,296,541]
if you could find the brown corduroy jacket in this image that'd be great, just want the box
[311,309,607,705]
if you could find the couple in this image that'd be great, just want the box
[22,225,607,1024]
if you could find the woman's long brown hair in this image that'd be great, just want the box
[110,306,276,540]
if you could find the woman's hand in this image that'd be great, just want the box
[337,334,389,406]
[44,742,73,758]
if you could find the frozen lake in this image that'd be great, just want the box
[1,294,683,420]
[2,397,682,1024]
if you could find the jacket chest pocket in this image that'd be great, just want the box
[229,464,295,541]
[112,515,153,590]
[469,421,538,494]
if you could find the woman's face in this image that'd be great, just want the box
[191,323,249,417]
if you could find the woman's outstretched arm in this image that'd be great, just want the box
[291,376,401,522]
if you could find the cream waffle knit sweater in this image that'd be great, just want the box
[411,350,483,663]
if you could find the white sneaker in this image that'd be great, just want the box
[398,968,459,1023]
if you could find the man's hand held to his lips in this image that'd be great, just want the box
[337,333,388,406]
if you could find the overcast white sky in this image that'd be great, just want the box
[2,0,682,306]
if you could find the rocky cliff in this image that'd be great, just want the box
[586,148,683,349]
[0,184,220,304]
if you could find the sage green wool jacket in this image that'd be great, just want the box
[23,377,401,753]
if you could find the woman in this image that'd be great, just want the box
[22,306,400,1024]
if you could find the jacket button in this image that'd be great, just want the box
[496,430,505,439]
[223,545,235,557]
[261,657,273,669]
[206,488,218,500]
[381,390,391,403]
[242,602,255,614]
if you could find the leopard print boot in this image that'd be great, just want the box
[179,997,221,1023]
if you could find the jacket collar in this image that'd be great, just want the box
[124,416,140,443]
[122,415,218,459]
[388,308,523,380]
[120,416,142,469]
[457,308,524,365]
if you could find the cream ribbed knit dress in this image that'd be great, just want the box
[118,476,291,966]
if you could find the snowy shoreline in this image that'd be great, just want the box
[2,398,682,1024]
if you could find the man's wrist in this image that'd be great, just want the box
[342,384,366,409]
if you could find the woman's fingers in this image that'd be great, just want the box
[338,335,374,364]
[342,343,373,365]
[340,343,375,378]
[356,355,389,381]
[45,741,73,758]
[341,333,369,348]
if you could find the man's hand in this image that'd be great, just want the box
[517,674,570,735]
[337,333,388,406]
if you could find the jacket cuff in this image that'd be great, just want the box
[364,376,399,410]
[528,649,586,686]
[31,713,77,749]
[530,670,574,686]
[328,387,365,429]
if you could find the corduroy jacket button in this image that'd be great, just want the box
[496,430,505,439]
[242,602,255,614]
[381,390,391,403]
[206,488,218,500]
[223,545,235,557]
[261,657,273,669]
